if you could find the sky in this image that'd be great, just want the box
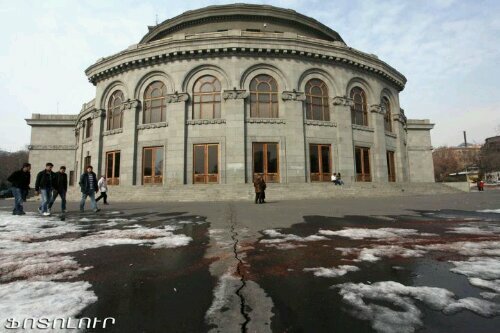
[0,0,499,151]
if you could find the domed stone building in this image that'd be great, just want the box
[26,3,435,191]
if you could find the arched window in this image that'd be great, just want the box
[143,81,166,124]
[193,75,221,119]
[350,87,368,126]
[382,97,392,132]
[250,74,279,118]
[305,79,329,121]
[107,90,124,130]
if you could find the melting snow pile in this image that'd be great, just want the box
[334,281,500,333]
[303,265,359,278]
[335,246,426,262]
[0,211,192,328]
[318,227,436,240]
[260,229,327,247]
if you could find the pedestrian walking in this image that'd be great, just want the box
[35,163,57,216]
[253,175,267,204]
[96,176,109,205]
[48,166,68,213]
[79,165,100,213]
[7,163,31,215]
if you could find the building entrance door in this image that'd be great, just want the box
[193,144,219,184]
[310,144,332,182]
[253,142,279,182]
[106,151,120,185]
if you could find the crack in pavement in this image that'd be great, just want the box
[228,203,251,333]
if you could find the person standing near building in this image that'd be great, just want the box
[49,166,68,213]
[253,176,263,204]
[96,176,109,205]
[7,163,31,215]
[79,165,100,213]
[35,162,56,216]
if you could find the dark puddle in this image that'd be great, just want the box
[243,210,500,333]
[73,212,217,333]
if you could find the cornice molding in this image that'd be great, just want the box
[103,128,124,136]
[86,39,406,90]
[165,92,189,103]
[352,124,374,133]
[28,145,77,151]
[332,96,354,107]
[222,89,248,100]
[245,118,286,124]
[186,119,226,125]
[304,120,337,127]
[282,90,306,101]
[137,122,168,130]
[122,99,141,110]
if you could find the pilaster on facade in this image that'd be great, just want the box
[332,96,355,183]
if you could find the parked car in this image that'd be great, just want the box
[0,189,13,199]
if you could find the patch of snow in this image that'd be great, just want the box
[0,280,97,331]
[261,229,328,244]
[478,209,500,213]
[449,257,500,280]
[334,281,500,333]
[319,227,436,240]
[336,246,426,262]
[469,278,500,293]
[447,224,500,235]
[480,292,499,300]
[304,265,359,278]
[417,241,500,256]
[265,243,307,250]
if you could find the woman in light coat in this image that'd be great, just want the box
[96,176,109,205]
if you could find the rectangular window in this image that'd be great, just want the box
[143,147,164,185]
[193,144,219,184]
[310,144,332,182]
[253,143,280,183]
[85,119,93,139]
[355,147,371,182]
[387,151,396,182]
[106,151,121,185]
[84,156,91,169]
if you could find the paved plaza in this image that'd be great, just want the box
[1,191,500,332]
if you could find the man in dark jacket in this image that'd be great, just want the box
[7,163,31,215]
[49,166,68,213]
[79,165,100,213]
[35,162,57,216]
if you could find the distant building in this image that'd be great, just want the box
[26,4,435,187]
[432,144,481,182]
[481,135,500,182]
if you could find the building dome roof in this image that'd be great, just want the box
[140,3,345,44]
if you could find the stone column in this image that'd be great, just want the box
[282,90,307,183]
[76,120,85,176]
[165,92,189,185]
[393,109,409,181]
[119,100,140,185]
[223,89,248,183]
[90,109,105,176]
[333,96,355,183]
[370,104,388,182]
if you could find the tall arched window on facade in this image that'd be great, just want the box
[193,75,221,119]
[107,90,124,130]
[305,79,329,121]
[350,87,368,126]
[143,81,166,124]
[250,74,279,118]
[382,97,392,132]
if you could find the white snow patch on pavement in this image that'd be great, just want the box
[265,243,307,250]
[334,281,500,333]
[478,209,500,213]
[416,241,500,256]
[336,246,426,262]
[319,227,436,240]
[447,224,500,235]
[304,265,359,278]
[0,280,97,329]
[449,257,500,280]
[261,229,328,244]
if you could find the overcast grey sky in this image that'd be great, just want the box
[0,0,499,151]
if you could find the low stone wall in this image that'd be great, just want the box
[442,182,470,192]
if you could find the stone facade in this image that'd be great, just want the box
[26,4,435,187]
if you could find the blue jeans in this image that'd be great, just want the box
[39,188,52,213]
[11,187,24,214]
[80,190,97,211]
[49,190,66,211]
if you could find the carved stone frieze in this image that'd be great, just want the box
[282,90,306,101]
[222,89,248,100]
[332,96,354,107]
[165,92,189,103]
